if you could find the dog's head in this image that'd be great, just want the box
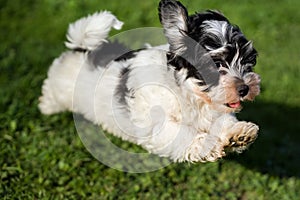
[159,0,260,112]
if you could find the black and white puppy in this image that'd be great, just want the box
[39,0,260,162]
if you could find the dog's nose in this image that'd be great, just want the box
[238,84,249,97]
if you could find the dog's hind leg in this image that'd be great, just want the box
[39,52,85,115]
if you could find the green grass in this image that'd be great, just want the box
[1,0,299,199]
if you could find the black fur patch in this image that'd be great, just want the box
[73,47,88,53]
[114,48,145,62]
[88,40,131,67]
[167,53,205,84]
[188,12,258,67]
[188,11,228,47]
[189,10,229,25]
[158,0,188,24]
[114,67,131,106]
[167,50,219,88]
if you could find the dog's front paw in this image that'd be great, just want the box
[225,122,259,153]
[185,134,226,163]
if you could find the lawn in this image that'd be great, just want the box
[0,0,299,199]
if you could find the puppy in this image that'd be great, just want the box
[39,0,260,162]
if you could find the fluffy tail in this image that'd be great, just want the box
[65,11,123,51]
[39,11,123,115]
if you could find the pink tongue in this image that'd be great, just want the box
[228,101,240,108]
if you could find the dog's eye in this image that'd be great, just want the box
[219,70,228,75]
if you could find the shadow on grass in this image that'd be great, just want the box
[227,100,300,178]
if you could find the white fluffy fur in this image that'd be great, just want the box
[39,11,259,162]
[65,11,123,51]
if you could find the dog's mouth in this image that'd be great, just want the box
[225,101,241,109]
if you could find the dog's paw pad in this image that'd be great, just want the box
[225,122,259,152]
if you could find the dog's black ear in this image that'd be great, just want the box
[159,0,188,54]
